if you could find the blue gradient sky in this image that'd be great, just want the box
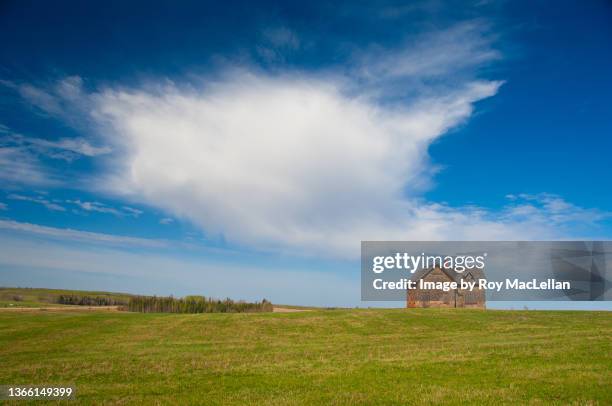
[0,1,611,306]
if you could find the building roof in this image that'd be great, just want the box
[410,266,485,283]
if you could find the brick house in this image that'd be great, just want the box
[406,266,486,309]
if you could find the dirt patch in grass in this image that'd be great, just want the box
[273,307,312,313]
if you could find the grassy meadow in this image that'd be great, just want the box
[0,305,610,405]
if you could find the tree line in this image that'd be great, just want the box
[127,295,273,313]
[56,294,127,306]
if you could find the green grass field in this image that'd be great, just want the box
[1,307,610,405]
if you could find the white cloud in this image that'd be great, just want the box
[67,199,119,215]
[90,72,512,257]
[6,22,609,258]
[1,76,90,122]
[6,192,144,218]
[16,83,64,116]
[0,121,111,186]
[28,136,111,158]
[500,193,609,227]
[0,202,7,210]
[121,206,143,217]
[66,200,143,217]
[0,147,56,186]
[8,194,66,211]
[0,77,109,187]
[2,131,111,162]
[89,79,609,257]
[0,219,167,248]
[358,22,500,81]
[350,21,502,101]
[159,217,174,225]
[75,21,605,257]
[55,75,85,102]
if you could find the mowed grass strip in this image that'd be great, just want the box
[0,309,610,405]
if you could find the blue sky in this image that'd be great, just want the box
[0,0,611,306]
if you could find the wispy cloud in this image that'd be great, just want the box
[502,193,610,227]
[0,202,7,210]
[256,26,302,63]
[66,200,143,217]
[7,193,66,211]
[6,193,144,217]
[121,206,144,217]
[0,76,109,186]
[0,219,167,248]
[159,217,174,225]
[262,27,300,49]
[0,146,57,186]
[367,21,500,79]
[14,83,64,116]
[0,76,90,123]
[1,127,111,162]
[351,21,502,101]
[23,136,111,159]
[67,199,120,215]
[0,121,111,186]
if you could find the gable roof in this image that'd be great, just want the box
[410,266,485,283]
[462,268,485,281]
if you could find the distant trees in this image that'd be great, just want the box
[56,294,126,306]
[53,292,273,313]
[127,295,273,313]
